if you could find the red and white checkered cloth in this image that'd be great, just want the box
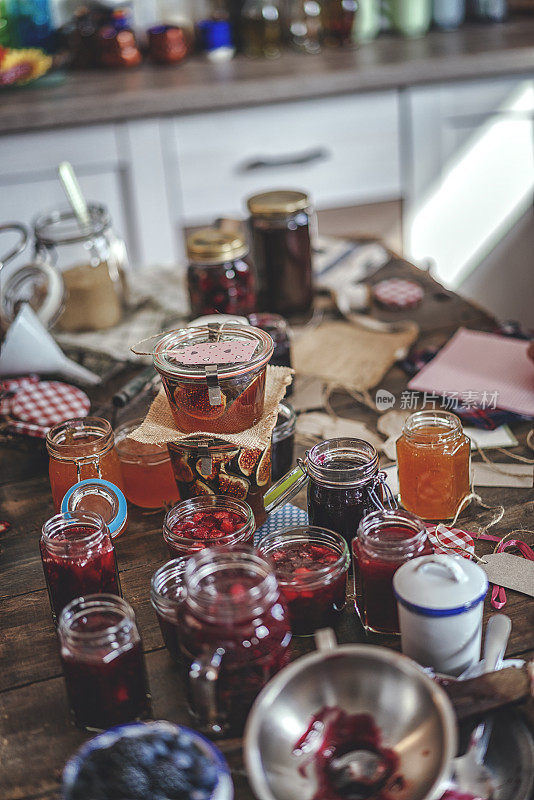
[373,278,424,310]
[426,524,475,560]
[0,377,90,438]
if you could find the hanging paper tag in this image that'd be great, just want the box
[167,341,257,365]
[482,553,534,598]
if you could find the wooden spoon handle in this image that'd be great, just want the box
[443,665,531,721]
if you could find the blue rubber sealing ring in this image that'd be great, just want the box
[61,479,127,537]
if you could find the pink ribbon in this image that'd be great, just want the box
[476,532,534,609]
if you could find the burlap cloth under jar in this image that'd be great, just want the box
[130,365,293,450]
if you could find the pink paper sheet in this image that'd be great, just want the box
[408,328,534,416]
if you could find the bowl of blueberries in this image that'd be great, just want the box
[61,720,233,800]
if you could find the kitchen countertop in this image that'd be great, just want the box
[3,18,534,135]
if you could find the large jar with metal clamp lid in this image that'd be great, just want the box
[186,229,257,318]
[247,189,314,316]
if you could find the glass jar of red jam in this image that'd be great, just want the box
[272,401,296,482]
[187,228,257,318]
[115,418,180,509]
[58,595,151,731]
[150,558,187,663]
[179,546,292,735]
[397,411,471,521]
[152,324,273,434]
[163,495,255,558]
[247,190,315,316]
[353,509,431,635]
[40,510,121,623]
[46,417,124,512]
[258,526,349,636]
[167,437,271,526]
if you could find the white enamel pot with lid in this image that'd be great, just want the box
[393,554,488,677]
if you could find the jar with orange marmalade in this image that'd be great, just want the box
[46,417,124,511]
[396,411,470,521]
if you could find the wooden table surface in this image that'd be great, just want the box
[1,255,533,800]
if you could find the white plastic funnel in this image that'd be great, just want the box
[0,304,100,385]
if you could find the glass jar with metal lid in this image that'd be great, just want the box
[152,323,274,434]
[247,189,314,316]
[186,228,257,319]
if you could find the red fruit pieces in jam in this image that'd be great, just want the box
[172,510,245,541]
[269,542,339,576]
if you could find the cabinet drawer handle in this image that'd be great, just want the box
[238,147,330,172]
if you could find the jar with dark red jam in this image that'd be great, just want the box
[258,526,349,636]
[187,229,257,319]
[247,190,314,316]
[58,595,151,731]
[152,324,273,435]
[248,311,293,396]
[168,437,271,526]
[40,511,121,623]
[150,558,187,662]
[353,509,431,635]
[180,546,292,736]
[163,495,255,558]
[272,402,296,482]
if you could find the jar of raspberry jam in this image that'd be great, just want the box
[40,510,121,623]
[353,509,431,635]
[152,324,273,435]
[180,546,292,735]
[163,495,255,558]
[258,526,349,636]
[150,558,187,663]
[187,229,257,318]
[397,411,471,521]
[46,417,124,512]
[58,595,151,731]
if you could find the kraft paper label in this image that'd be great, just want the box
[482,553,534,598]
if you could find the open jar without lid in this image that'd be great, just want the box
[152,324,273,434]
[150,558,187,662]
[396,410,471,521]
[115,418,180,509]
[353,509,431,636]
[163,495,255,558]
[58,594,150,731]
[258,525,349,636]
[46,416,124,512]
[187,229,256,318]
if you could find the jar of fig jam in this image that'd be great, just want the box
[187,229,256,318]
[150,558,187,663]
[40,510,121,623]
[247,190,314,315]
[167,438,271,526]
[152,324,273,434]
[353,509,431,635]
[46,417,124,512]
[396,411,471,521]
[58,595,151,731]
[179,546,292,735]
[163,495,255,558]
[258,526,349,636]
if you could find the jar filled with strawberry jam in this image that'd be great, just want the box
[353,509,431,635]
[40,510,121,623]
[396,411,471,521]
[258,526,349,636]
[152,324,273,435]
[150,558,187,662]
[46,417,124,512]
[163,495,255,558]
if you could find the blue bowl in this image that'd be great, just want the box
[62,720,233,800]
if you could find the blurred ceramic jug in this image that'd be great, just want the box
[385,0,432,37]
[433,0,465,28]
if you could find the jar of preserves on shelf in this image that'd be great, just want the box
[187,229,256,318]
[247,190,315,316]
[46,417,125,512]
[396,410,471,521]
[241,0,282,58]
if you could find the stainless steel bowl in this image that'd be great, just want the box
[245,639,457,800]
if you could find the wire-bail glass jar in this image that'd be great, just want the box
[150,557,187,662]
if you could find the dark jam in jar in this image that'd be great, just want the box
[40,511,121,623]
[187,228,256,318]
[179,547,292,736]
[258,527,349,636]
[150,558,187,662]
[353,510,431,635]
[272,401,296,482]
[58,595,150,731]
[163,495,255,558]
